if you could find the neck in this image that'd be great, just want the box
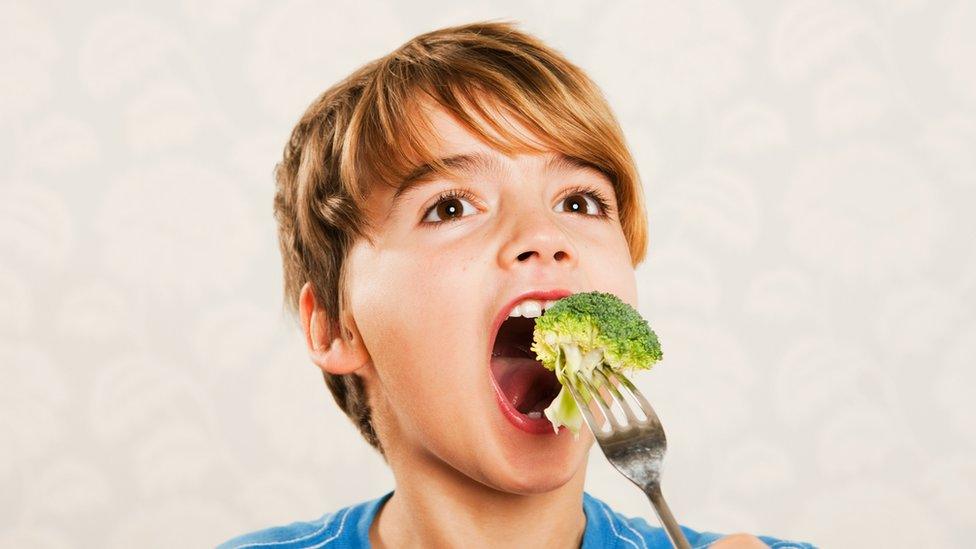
[370,448,588,549]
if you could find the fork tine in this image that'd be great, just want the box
[580,373,623,431]
[610,370,663,428]
[592,368,639,425]
[564,379,604,438]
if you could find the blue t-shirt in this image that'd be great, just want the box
[216,490,817,548]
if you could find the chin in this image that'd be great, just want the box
[489,433,591,495]
[491,464,580,496]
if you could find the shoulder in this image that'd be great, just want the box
[214,502,362,549]
[581,492,819,549]
[215,491,393,548]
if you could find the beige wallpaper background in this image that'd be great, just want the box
[2,0,974,547]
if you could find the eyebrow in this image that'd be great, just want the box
[388,152,607,215]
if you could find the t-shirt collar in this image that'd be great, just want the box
[353,489,614,548]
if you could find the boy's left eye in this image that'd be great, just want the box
[554,192,603,216]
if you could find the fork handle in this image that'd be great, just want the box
[645,482,691,549]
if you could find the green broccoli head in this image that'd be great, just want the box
[531,291,662,374]
[529,291,663,436]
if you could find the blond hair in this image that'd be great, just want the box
[273,19,648,457]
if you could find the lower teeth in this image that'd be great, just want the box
[527,411,542,419]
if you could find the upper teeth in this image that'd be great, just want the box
[508,299,558,319]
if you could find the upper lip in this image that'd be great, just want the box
[487,288,574,361]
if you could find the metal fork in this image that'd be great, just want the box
[566,368,691,549]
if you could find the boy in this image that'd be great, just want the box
[218,20,816,549]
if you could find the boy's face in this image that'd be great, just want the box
[340,101,638,494]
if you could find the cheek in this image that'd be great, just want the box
[354,248,485,413]
[581,228,639,304]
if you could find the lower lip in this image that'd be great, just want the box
[488,360,560,435]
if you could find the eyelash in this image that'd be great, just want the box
[420,185,615,229]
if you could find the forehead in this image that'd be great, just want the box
[392,101,603,193]
[418,96,547,156]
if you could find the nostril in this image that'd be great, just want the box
[517,250,570,261]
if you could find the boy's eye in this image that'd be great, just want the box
[421,194,478,224]
[555,192,604,216]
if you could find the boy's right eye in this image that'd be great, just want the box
[421,189,479,226]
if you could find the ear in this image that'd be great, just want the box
[299,281,369,376]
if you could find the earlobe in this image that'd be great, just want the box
[299,282,369,376]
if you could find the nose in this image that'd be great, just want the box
[498,204,579,271]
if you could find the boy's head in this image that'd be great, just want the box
[274,19,648,492]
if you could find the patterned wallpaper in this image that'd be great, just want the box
[2,1,973,547]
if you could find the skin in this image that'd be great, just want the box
[299,97,767,548]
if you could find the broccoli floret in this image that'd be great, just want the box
[530,291,662,436]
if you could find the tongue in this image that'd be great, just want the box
[491,356,553,414]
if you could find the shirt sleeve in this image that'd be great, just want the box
[213,513,335,549]
[684,528,819,548]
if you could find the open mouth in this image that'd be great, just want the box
[489,316,562,426]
